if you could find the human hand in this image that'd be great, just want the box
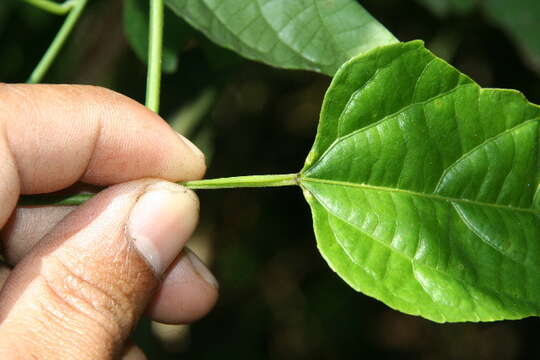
[0,84,218,359]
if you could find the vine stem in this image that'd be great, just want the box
[27,0,87,84]
[145,0,164,113]
[23,0,73,15]
[18,174,300,206]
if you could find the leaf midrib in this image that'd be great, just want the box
[300,177,540,215]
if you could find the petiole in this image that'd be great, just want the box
[22,0,75,16]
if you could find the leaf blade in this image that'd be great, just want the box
[301,41,540,322]
[165,0,397,75]
[303,178,540,322]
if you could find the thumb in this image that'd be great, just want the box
[0,179,199,359]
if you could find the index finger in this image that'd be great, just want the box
[0,84,205,226]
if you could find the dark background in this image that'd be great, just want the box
[1,0,539,359]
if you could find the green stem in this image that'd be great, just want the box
[22,0,74,15]
[27,0,87,83]
[18,174,300,206]
[145,0,164,113]
[183,173,299,189]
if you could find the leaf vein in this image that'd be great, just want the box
[434,118,540,195]
[451,203,533,271]
[306,185,539,309]
[302,177,540,215]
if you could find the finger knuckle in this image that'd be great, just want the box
[36,255,133,347]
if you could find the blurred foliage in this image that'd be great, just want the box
[1,0,540,359]
[416,0,540,74]
[483,0,540,73]
[416,0,478,16]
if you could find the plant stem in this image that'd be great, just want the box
[18,174,300,206]
[22,0,73,15]
[146,0,164,113]
[27,0,87,84]
[182,173,299,189]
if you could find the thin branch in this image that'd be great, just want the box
[22,0,74,16]
[27,0,87,83]
[145,0,165,113]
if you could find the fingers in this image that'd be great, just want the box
[147,249,218,324]
[121,343,147,360]
[1,208,218,325]
[0,264,10,291]
[1,206,75,264]
[0,179,215,359]
[0,84,206,228]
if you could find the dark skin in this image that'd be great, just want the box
[0,84,218,359]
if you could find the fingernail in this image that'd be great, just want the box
[186,249,219,289]
[128,182,199,274]
[177,132,205,160]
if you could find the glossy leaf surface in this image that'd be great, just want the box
[300,41,540,322]
[165,0,397,75]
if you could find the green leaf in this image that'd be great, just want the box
[164,0,397,75]
[299,40,540,322]
[124,0,193,73]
